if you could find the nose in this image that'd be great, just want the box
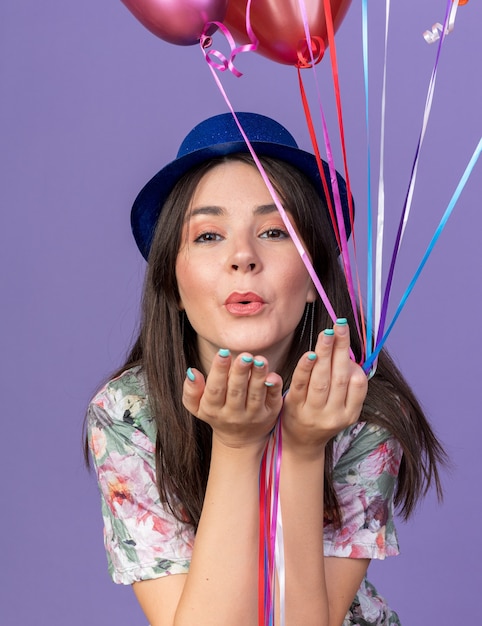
[232,262,256,271]
[228,237,260,273]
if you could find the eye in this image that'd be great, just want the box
[260,228,289,240]
[194,231,223,243]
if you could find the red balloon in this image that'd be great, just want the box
[224,0,352,66]
[121,0,229,46]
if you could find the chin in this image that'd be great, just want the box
[226,335,292,359]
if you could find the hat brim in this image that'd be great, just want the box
[131,140,351,261]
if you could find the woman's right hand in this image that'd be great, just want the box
[182,350,283,451]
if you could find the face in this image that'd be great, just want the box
[175,160,317,372]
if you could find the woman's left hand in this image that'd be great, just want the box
[282,321,368,457]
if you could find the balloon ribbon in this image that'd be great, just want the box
[258,419,283,625]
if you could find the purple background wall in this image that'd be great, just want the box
[1,0,480,623]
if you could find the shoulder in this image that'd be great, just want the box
[87,368,194,585]
[87,366,156,461]
[90,365,147,419]
[332,421,402,472]
[324,422,402,560]
[88,366,152,430]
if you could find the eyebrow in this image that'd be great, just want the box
[188,203,279,219]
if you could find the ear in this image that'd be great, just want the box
[306,283,317,304]
[177,289,185,311]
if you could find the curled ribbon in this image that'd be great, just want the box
[200,0,258,77]
[423,0,465,43]
[296,36,325,69]
[200,21,257,77]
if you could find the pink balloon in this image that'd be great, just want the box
[121,0,229,46]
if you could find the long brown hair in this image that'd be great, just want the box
[87,154,446,528]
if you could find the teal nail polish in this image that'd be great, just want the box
[218,348,230,358]
[307,352,317,361]
[264,381,274,387]
[186,367,195,382]
[324,328,335,336]
[336,318,348,325]
[254,358,264,367]
[241,355,253,364]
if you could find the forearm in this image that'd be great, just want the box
[280,447,328,625]
[178,441,329,626]
[276,323,368,625]
[174,438,263,626]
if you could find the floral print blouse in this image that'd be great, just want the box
[88,366,403,625]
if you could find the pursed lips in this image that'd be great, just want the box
[224,292,265,315]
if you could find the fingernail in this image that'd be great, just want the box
[264,381,274,387]
[324,328,335,336]
[186,367,195,382]
[307,352,317,361]
[241,355,253,364]
[218,348,230,358]
[254,358,264,368]
[336,318,348,325]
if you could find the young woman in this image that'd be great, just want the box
[86,112,446,626]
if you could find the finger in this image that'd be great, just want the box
[223,353,255,410]
[201,348,232,409]
[263,372,284,415]
[288,349,319,405]
[246,357,283,414]
[345,364,368,419]
[332,318,352,357]
[182,367,206,416]
[245,356,269,409]
[325,319,354,406]
[302,329,336,407]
